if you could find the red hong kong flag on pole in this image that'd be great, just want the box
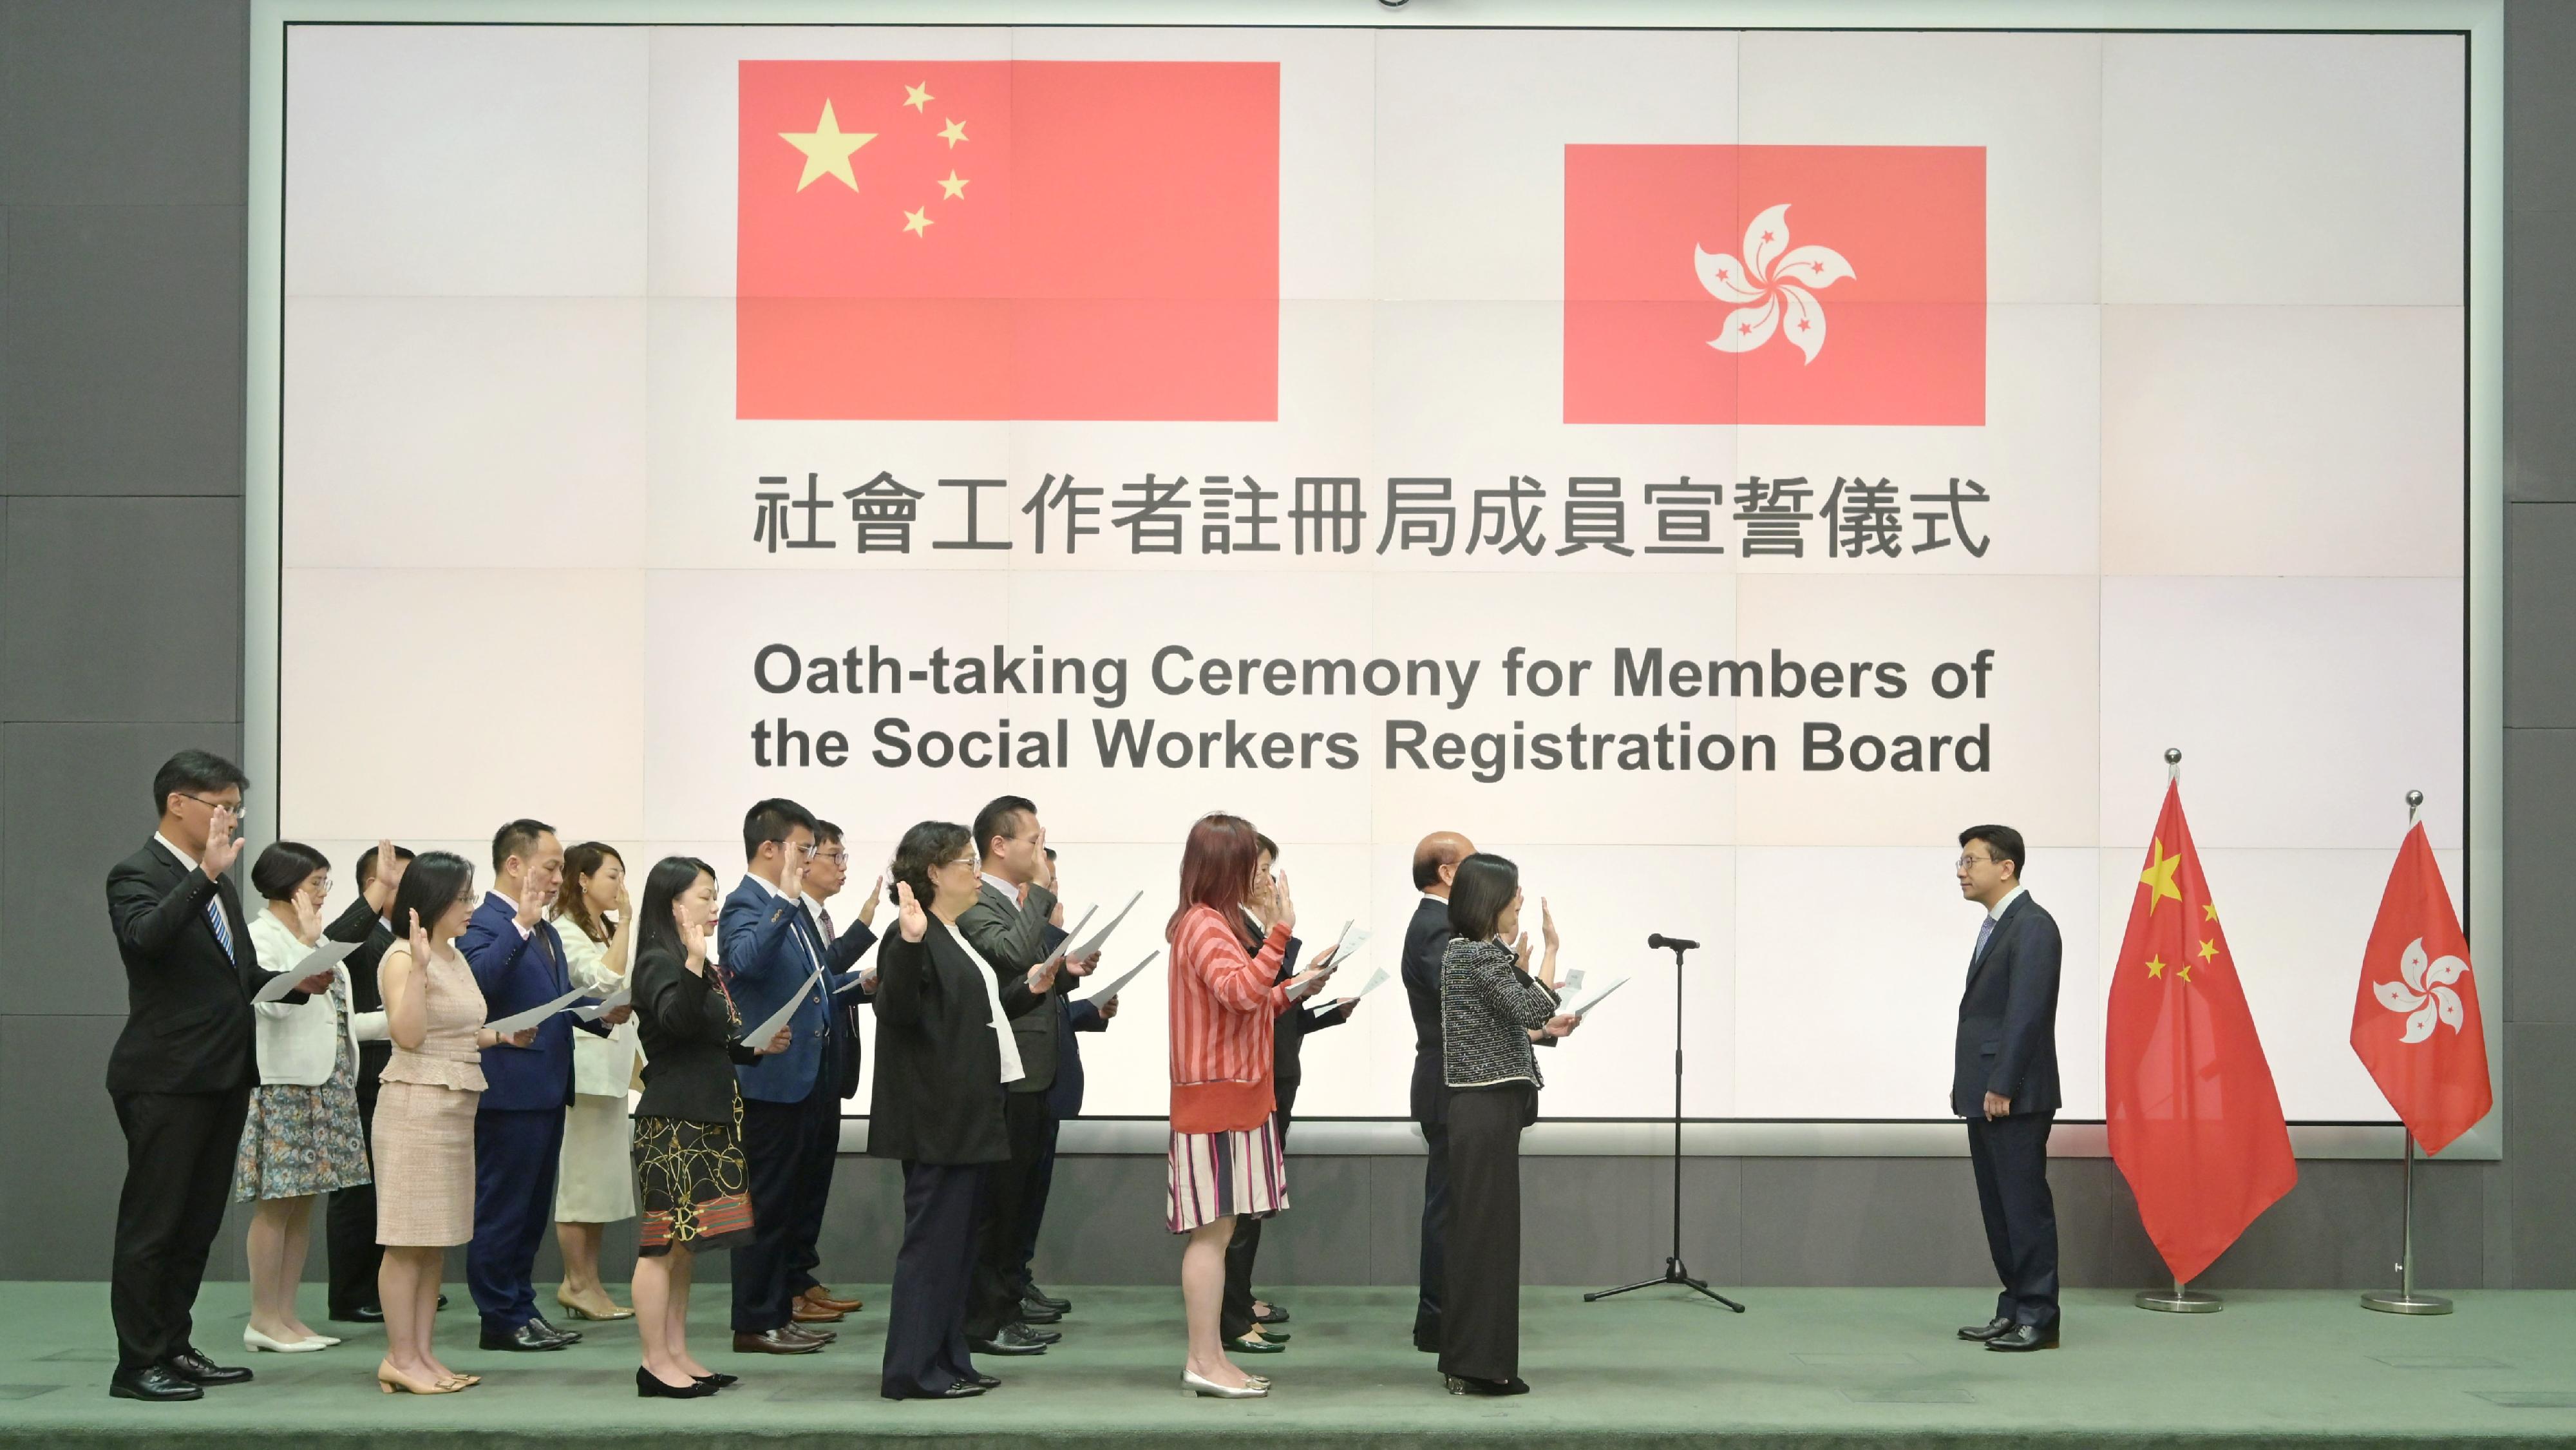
[1563,144,1984,425]
[2105,782,2298,1284]
[2350,823,2492,1154]
[737,60,1279,421]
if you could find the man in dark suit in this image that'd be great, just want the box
[102,750,333,1400]
[323,842,413,1324]
[955,796,1095,1356]
[461,818,623,1352]
[1401,829,1472,1354]
[723,798,858,1355]
[787,817,880,1326]
[1012,850,1104,1322]
[1951,823,2063,1353]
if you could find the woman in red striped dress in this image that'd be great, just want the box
[1164,813,1334,1398]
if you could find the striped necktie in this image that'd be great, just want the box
[207,897,234,960]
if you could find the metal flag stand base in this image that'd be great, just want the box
[2136,1280,2224,1313]
[2361,1129,2454,1316]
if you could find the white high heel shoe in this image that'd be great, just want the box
[243,1328,329,1353]
[1183,1368,1269,1398]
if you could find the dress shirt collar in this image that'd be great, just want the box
[153,831,201,875]
[1987,884,2027,922]
[980,872,1021,904]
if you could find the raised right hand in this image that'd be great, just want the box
[202,809,245,879]
[680,913,708,969]
[405,909,431,966]
[1270,868,1297,935]
[895,880,928,943]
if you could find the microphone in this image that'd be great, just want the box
[1647,933,1700,953]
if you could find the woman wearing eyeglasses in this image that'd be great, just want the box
[867,821,1064,1400]
[1437,853,1580,1397]
[236,841,381,1355]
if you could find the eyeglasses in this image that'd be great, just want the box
[815,848,849,865]
[942,854,979,870]
[1955,854,1996,870]
[771,839,817,859]
[178,793,249,823]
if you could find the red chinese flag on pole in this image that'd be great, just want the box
[2105,783,2298,1283]
[2349,823,2492,1154]
[737,60,1278,421]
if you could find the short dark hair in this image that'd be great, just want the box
[1255,832,1280,861]
[1960,825,2027,881]
[151,749,249,817]
[742,798,817,861]
[491,818,556,871]
[389,850,477,940]
[973,796,1038,859]
[1447,853,1520,942]
[891,820,972,913]
[355,843,415,892]
[250,841,330,902]
[813,819,844,848]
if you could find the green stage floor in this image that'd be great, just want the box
[2,1281,2573,1447]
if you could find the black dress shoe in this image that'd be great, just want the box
[330,1304,385,1324]
[436,1294,450,1310]
[1986,1322,2061,1353]
[1017,1299,1064,1324]
[108,1366,203,1401]
[935,1379,988,1397]
[967,1324,1049,1356]
[1958,1316,2014,1342]
[482,1321,569,1351]
[163,1350,252,1386]
[1446,1373,1531,1396]
[969,1371,1001,1388]
[1225,1333,1287,1355]
[1022,1283,1072,1313]
[1019,1322,1061,1345]
[528,1313,582,1345]
[693,1371,740,1389]
[638,1365,717,1398]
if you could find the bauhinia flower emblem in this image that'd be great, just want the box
[1694,203,1855,364]
[2372,937,2470,1044]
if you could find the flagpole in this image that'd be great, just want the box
[2362,790,2455,1316]
[2134,749,2226,1315]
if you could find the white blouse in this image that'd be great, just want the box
[944,921,1026,1085]
[554,911,642,1097]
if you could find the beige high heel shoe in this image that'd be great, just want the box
[377,1362,460,1395]
[555,1287,635,1321]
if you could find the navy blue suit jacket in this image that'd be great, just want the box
[1042,916,1107,1118]
[459,892,603,1112]
[723,876,852,1104]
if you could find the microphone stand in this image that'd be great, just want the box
[1586,935,1745,1312]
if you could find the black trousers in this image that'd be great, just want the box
[325,1062,384,1317]
[964,1092,1050,1339]
[1012,1110,1062,1292]
[735,1080,833,1333]
[783,1073,842,1298]
[1967,1111,2059,1327]
[1439,1084,1530,1383]
[1413,1118,1450,1351]
[110,1087,249,1373]
[882,1161,986,1399]
[1221,1082,1298,1338]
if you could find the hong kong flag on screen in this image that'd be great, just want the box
[2105,783,2297,1284]
[737,60,1278,421]
[1563,144,1984,425]
[2350,823,2492,1154]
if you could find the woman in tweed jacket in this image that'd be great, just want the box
[1437,854,1582,1397]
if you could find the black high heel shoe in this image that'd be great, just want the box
[692,1371,740,1390]
[638,1366,717,1398]
[1444,1373,1531,1396]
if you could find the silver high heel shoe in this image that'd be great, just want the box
[1183,1368,1269,1398]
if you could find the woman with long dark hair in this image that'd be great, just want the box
[1438,853,1580,1397]
[549,841,639,1322]
[868,820,1063,1400]
[1164,813,1333,1399]
[373,851,534,1395]
[627,855,788,1398]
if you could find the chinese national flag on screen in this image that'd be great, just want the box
[737,60,1278,421]
[1562,144,1984,425]
[2350,824,2492,1154]
[2105,784,2298,1284]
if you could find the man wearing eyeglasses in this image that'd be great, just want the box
[103,750,334,1400]
[721,798,847,1355]
[1950,825,2063,1354]
[786,818,881,1326]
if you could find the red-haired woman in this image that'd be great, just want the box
[1163,813,1332,1399]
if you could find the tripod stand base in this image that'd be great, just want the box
[2135,1287,2224,1313]
[2361,1290,2453,1315]
[1586,1259,1746,1313]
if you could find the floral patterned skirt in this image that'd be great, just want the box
[632,1110,752,1257]
[232,1078,370,1202]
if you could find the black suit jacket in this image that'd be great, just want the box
[867,924,1044,1165]
[1951,892,2063,1119]
[104,838,298,1096]
[323,895,396,1080]
[802,901,878,1101]
[632,945,759,1124]
[957,879,1066,1094]
[1402,895,1459,1126]
[1269,929,1349,1091]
